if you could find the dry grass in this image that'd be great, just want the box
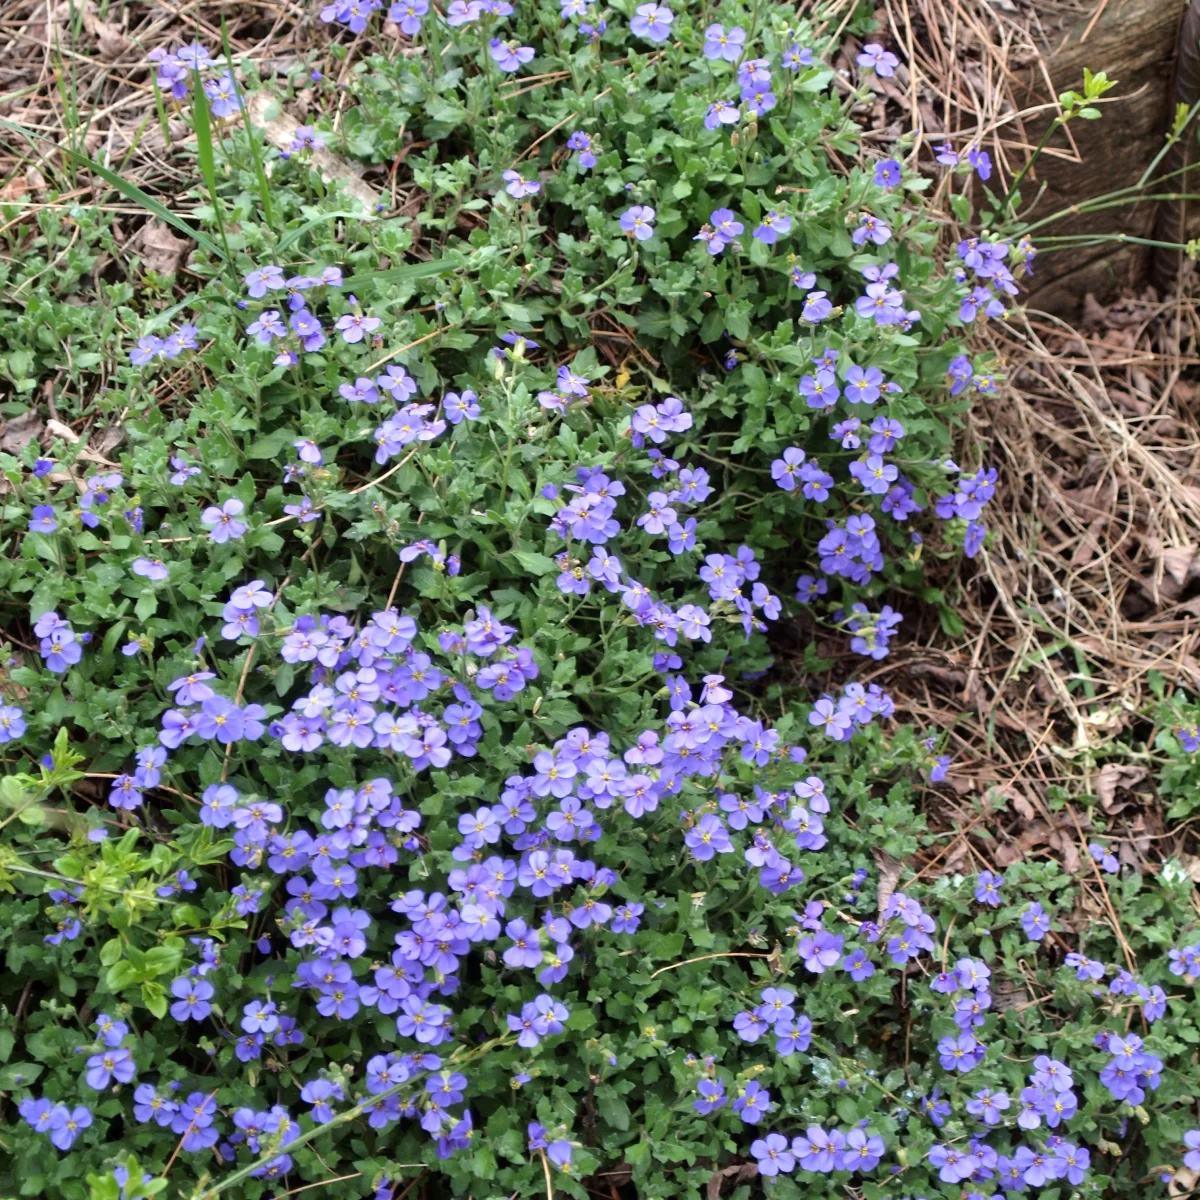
[810,0,1200,884]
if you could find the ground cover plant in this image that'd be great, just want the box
[0,2,1199,1199]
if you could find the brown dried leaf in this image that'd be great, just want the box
[991,976,1030,1012]
[94,425,125,458]
[1094,763,1149,813]
[1011,791,1036,821]
[1160,544,1198,587]
[873,849,904,916]
[45,418,80,444]
[1048,828,1081,875]
[0,176,28,203]
[132,220,190,276]
[1177,855,1200,884]
[706,1162,757,1200]
[80,7,129,59]
[0,410,44,454]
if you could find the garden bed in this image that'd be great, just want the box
[1,2,1199,1200]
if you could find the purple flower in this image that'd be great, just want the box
[967,1087,1011,1126]
[620,205,656,240]
[1184,1131,1200,1172]
[798,930,843,974]
[49,1106,92,1150]
[928,1143,978,1183]
[245,265,285,297]
[132,557,169,581]
[204,74,242,118]
[798,368,839,410]
[874,158,901,187]
[843,948,874,980]
[490,38,535,71]
[129,335,164,365]
[974,870,1004,906]
[795,1126,842,1173]
[969,148,993,180]
[630,2,672,42]
[705,100,741,130]
[753,1132,796,1176]
[938,1033,983,1072]
[334,311,381,344]
[29,505,58,534]
[202,498,248,543]
[845,364,883,404]
[85,1046,136,1089]
[921,1090,951,1126]
[703,22,745,61]
[849,453,898,495]
[732,1080,772,1124]
[752,211,791,245]
[852,215,893,247]
[857,43,899,76]
[693,1078,726,1114]
[247,310,286,344]
[840,1128,884,1172]
[801,290,832,322]
[611,902,643,933]
[169,976,214,1021]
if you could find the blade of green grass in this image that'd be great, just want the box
[341,255,466,289]
[70,151,226,262]
[0,116,226,262]
[192,70,232,264]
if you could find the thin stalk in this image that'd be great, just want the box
[1033,233,1192,252]
[1137,95,1200,189]
[1000,118,1060,214]
[220,16,275,229]
[188,1035,514,1199]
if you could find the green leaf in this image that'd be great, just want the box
[106,961,140,991]
[512,549,558,577]
[192,75,219,218]
[277,211,374,254]
[597,1086,631,1131]
[141,980,168,1019]
[0,1062,42,1089]
[341,253,466,290]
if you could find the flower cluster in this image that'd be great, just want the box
[147,41,214,100]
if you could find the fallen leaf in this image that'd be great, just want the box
[1010,791,1036,821]
[1177,854,1200,884]
[0,176,28,203]
[873,849,904,917]
[1160,545,1198,587]
[991,976,1030,1012]
[46,418,80,444]
[0,410,44,454]
[1048,827,1081,875]
[132,220,190,276]
[80,6,129,59]
[1094,763,1149,813]
[706,1162,757,1200]
[94,425,125,458]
